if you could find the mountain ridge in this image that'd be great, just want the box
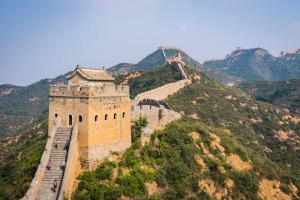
[203,47,300,81]
[108,47,242,85]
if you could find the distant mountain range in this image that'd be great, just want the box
[108,47,242,85]
[203,47,300,81]
[1,46,300,137]
[108,46,300,84]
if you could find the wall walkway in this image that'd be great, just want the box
[58,123,79,199]
[22,118,60,200]
[34,126,72,200]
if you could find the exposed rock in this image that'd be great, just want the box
[251,105,258,110]
[0,88,14,96]
[199,179,228,200]
[200,143,215,159]
[190,113,199,119]
[145,181,162,196]
[225,179,234,189]
[225,95,233,99]
[240,102,247,107]
[226,154,252,171]
[289,182,299,197]
[29,96,38,102]
[193,73,201,81]
[258,179,291,200]
[251,118,262,123]
[264,146,272,153]
[194,154,207,169]
[189,132,200,148]
[275,130,295,141]
[17,151,22,160]
[121,71,141,85]
[210,141,225,154]
[282,115,300,123]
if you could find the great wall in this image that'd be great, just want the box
[23,49,191,199]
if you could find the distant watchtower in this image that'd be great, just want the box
[48,66,131,163]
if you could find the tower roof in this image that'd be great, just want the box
[67,66,115,81]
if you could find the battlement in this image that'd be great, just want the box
[166,56,182,64]
[158,46,186,53]
[134,79,191,101]
[50,84,129,97]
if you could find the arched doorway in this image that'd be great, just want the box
[69,115,72,125]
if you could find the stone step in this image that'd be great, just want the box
[50,151,67,155]
[48,156,67,159]
[49,155,67,157]
[56,131,71,133]
[42,177,63,181]
[56,130,71,133]
[49,150,67,153]
[53,137,70,140]
[43,174,63,177]
[49,153,67,156]
[49,153,67,157]
[43,171,63,174]
[43,171,63,175]
[34,125,71,200]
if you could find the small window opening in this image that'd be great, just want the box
[79,115,83,122]
[55,114,58,118]
[122,112,125,118]
[69,115,72,125]
[105,114,108,121]
[114,113,117,119]
[95,115,98,122]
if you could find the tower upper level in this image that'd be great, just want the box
[50,66,129,97]
[67,65,115,86]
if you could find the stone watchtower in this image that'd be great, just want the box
[48,66,131,163]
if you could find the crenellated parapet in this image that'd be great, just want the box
[158,46,189,56]
[50,84,129,97]
[166,55,183,64]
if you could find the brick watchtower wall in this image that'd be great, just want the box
[49,84,131,163]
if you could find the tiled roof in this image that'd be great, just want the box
[67,66,115,81]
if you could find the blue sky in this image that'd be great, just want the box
[0,0,299,86]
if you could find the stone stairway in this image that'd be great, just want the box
[35,126,72,200]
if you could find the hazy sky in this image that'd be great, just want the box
[0,0,299,86]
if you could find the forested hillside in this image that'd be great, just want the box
[238,79,300,116]
[72,67,300,199]
[0,115,48,199]
[0,74,67,138]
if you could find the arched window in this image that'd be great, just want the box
[79,115,83,122]
[122,112,125,118]
[114,113,117,119]
[105,114,108,121]
[55,114,58,118]
[95,115,98,122]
